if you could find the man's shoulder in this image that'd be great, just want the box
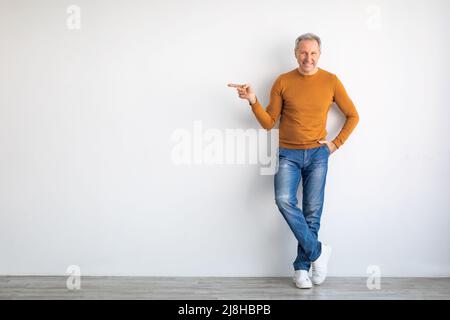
[318,68,337,78]
[269,70,291,88]
[272,69,298,86]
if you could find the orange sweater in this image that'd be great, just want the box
[251,68,359,149]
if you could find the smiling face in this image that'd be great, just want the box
[295,39,321,75]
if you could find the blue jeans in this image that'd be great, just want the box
[274,145,329,271]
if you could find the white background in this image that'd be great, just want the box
[0,0,449,277]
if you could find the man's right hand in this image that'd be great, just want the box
[227,83,257,105]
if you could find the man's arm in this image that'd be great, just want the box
[249,76,283,130]
[331,76,360,149]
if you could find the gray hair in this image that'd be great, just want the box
[294,33,321,52]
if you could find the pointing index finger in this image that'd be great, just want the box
[227,83,245,88]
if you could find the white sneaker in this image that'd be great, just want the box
[311,244,332,285]
[293,270,312,289]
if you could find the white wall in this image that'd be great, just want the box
[0,0,449,277]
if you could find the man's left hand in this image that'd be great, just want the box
[318,140,337,155]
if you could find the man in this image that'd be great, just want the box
[228,33,359,289]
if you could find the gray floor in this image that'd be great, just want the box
[0,276,449,300]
